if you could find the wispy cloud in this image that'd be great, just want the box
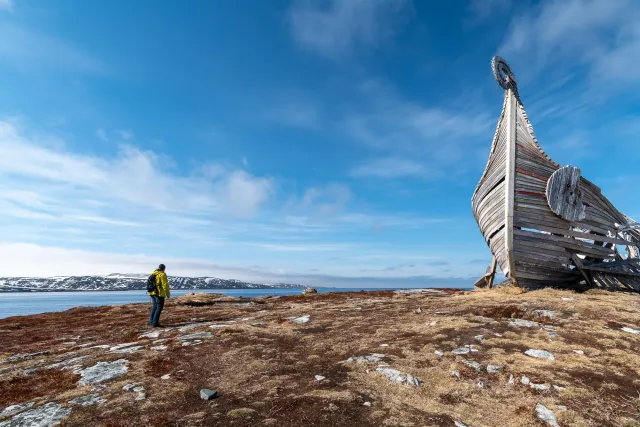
[0,23,103,73]
[466,0,512,24]
[0,120,274,232]
[96,128,108,142]
[288,0,412,58]
[0,0,13,12]
[343,79,493,178]
[499,0,640,91]
[286,182,352,218]
[351,157,427,178]
[116,129,134,140]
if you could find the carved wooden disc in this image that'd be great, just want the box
[546,165,586,222]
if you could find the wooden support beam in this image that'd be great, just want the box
[487,256,498,289]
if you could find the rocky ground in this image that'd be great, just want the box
[0,287,639,427]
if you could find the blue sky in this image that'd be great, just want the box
[0,0,638,286]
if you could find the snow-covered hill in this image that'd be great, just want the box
[0,274,304,292]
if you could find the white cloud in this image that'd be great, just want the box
[116,129,134,140]
[351,157,426,178]
[343,79,493,176]
[0,242,480,287]
[96,128,108,142]
[499,0,640,88]
[0,23,102,72]
[297,183,352,217]
[0,120,273,223]
[467,0,511,22]
[221,171,274,219]
[288,0,412,58]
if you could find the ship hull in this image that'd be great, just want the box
[473,81,640,291]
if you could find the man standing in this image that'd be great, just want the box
[148,264,170,327]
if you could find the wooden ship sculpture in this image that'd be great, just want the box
[472,56,640,292]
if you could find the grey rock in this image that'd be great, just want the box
[452,344,478,355]
[0,402,71,427]
[535,404,559,427]
[68,394,106,406]
[91,385,107,392]
[151,346,167,351]
[178,324,201,332]
[209,324,232,329]
[122,384,135,391]
[521,376,530,385]
[109,342,139,351]
[200,389,218,400]
[76,359,128,385]
[573,350,584,355]
[135,393,146,401]
[6,352,48,363]
[132,386,145,393]
[178,332,213,341]
[0,403,35,418]
[363,401,372,407]
[486,364,504,374]
[315,375,325,381]
[553,385,566,391]
[462,360,482,371]
[474,335,485,343]
[530,383,550,391]
[181,340,203,347]
[531,310,555,320]
[509,319,538,328]
[292,315,310,324]
[138,331,160,339]
[508,374,514,384]
[556,405,568,411]
[454,422,468,427]
[476,379,489,388]
[45,357,88,370]
[434,350,444,357]
[160,374,171,380]
[375,367,422,386]
[525,349,555,361]
[346,355,383,364]
[451,370,461,379]
[621,327,640,335]
[110,346,144,354]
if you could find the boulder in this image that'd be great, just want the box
[486,364,504,374]
[68,394,106,406]
[302,288,318,295]
[0,403,35,418]
[375,367,422,387]
[200,389,218,400]
[0,402,71,427]
[76,359,128,385]
[525,349,555,361]
[535,404,559,427]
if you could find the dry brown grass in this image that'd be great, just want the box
[0,368,80,406]
[1,288,639,426]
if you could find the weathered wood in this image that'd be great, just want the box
[546,165,586,222]
[504,88,517,281]
[487,257,497,289]
[471,56,640,292]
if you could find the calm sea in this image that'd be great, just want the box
[0,287,436,319]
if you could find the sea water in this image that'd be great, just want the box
[0,287,411,319]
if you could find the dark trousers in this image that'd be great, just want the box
[150,296,165,326]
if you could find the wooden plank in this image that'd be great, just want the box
[488,257,497,289]
[513,220,632,246]
[504,89,517,282]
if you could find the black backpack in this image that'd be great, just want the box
[146,273,158,293]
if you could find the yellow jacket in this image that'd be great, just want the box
[148,269,170,298]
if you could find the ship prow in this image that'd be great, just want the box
[472,57,640,292]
